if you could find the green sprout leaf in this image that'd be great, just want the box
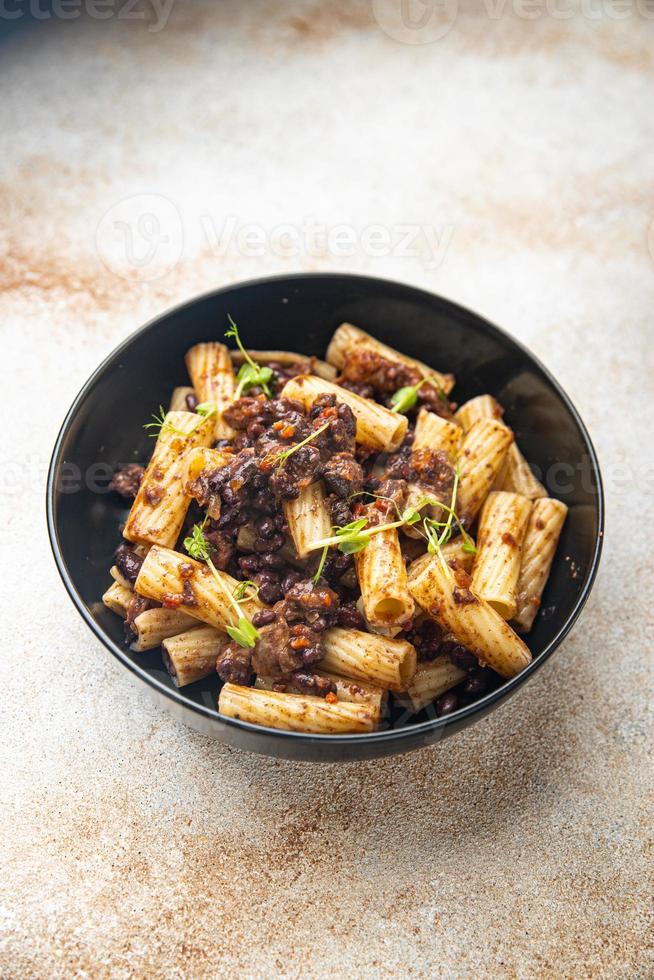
[312,544,330,585]
[226,618,259,649]
[143,406,190,439]
[233,580,260,603]
[272,421,330,469]
[390,385,419,414]
[184,521,261,649]
[195,402,218,418]
[225,314,273,398]
[390,374,450,415]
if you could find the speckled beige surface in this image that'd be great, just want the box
[1,3,653,977]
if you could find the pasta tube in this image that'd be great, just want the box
[184,446,232,520]
[494,443,547,500]
[123,411,215,549]
[255,671,386,714]
[454,394,503,431]
[218,683,378,733]
[455,395,546,499]
[102,580,132,617]
[397,655,466,712]
[471,491,532,620]
[513,498,568,632]
[130,607,199,652]
[109,564,133,590]
[354,523,414,628]
[326,323,454,394]
[185,341,236,440]
[321,627,417,691]
[162,626,230,687]
[408,555,532,679]
[281,375,407,452]
[135,546,262,631]
[456,418,513,526]
[283,480,332,559]
[229,348,337,381]
[413,408,462,461]
[168,386,195,412]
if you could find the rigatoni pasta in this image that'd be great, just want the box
[281,374,407,451]
[103,317,569,735]
[283,481,332,559]
[513,498,568,632]
[471,491,532,620]
[162,626,231,687]
[456,417,513,526]
[185,341,236,440]
[219,684,378,733]
[408,555,532,678]
[123,411,215,548]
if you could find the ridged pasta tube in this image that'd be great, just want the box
[354,522,414,628]
[455,394,546,499]
[283,481,332,559]
[130,607,199,652]
[135,546,262,631]
[471,491,532,620]
[397,655,466,712]
[325,323,454,393]
[162,626,231,687]
[321,627,417,691]
[185,341,236,440]
[218,683,378,733]
[456,418,513,526]
[102,581,132,617]
[123,411,215,549]
[408,555,532,679]
[413,408,462,460]
[513,498,568,632]
[281,375,407,452]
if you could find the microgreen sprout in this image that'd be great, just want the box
[312,544,330,585]
[271,421,330,470]
[184,523,261,649]
[195,402,218,418]
[225,314,274,398]
[143,406,190,439]
[390,375,449,414]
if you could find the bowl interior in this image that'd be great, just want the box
[48,274,602,752]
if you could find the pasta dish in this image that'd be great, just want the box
[102,320,567,734]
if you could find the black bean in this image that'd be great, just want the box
[256,516,276,539]
[444,642,478,671]
[464,669,492,698]
[185,392,199,412]
[337,604,366,630]
[252,609,277,628]
[435,692,458,716]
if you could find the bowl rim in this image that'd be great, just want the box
[46,271,605,749]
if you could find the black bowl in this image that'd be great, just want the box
[47,273,604,761]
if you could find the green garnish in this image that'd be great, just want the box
[184,523,261,649]
[233,580,260,603]
[390,375,449,414]
[421,469,476,574]
[312,544,330,585]
[272,421,330,469]
[143,406,190,439]
[225,314,273,398]
[195,402,218,418]
[144,402,217,439]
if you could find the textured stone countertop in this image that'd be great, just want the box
[1,3,652,977]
